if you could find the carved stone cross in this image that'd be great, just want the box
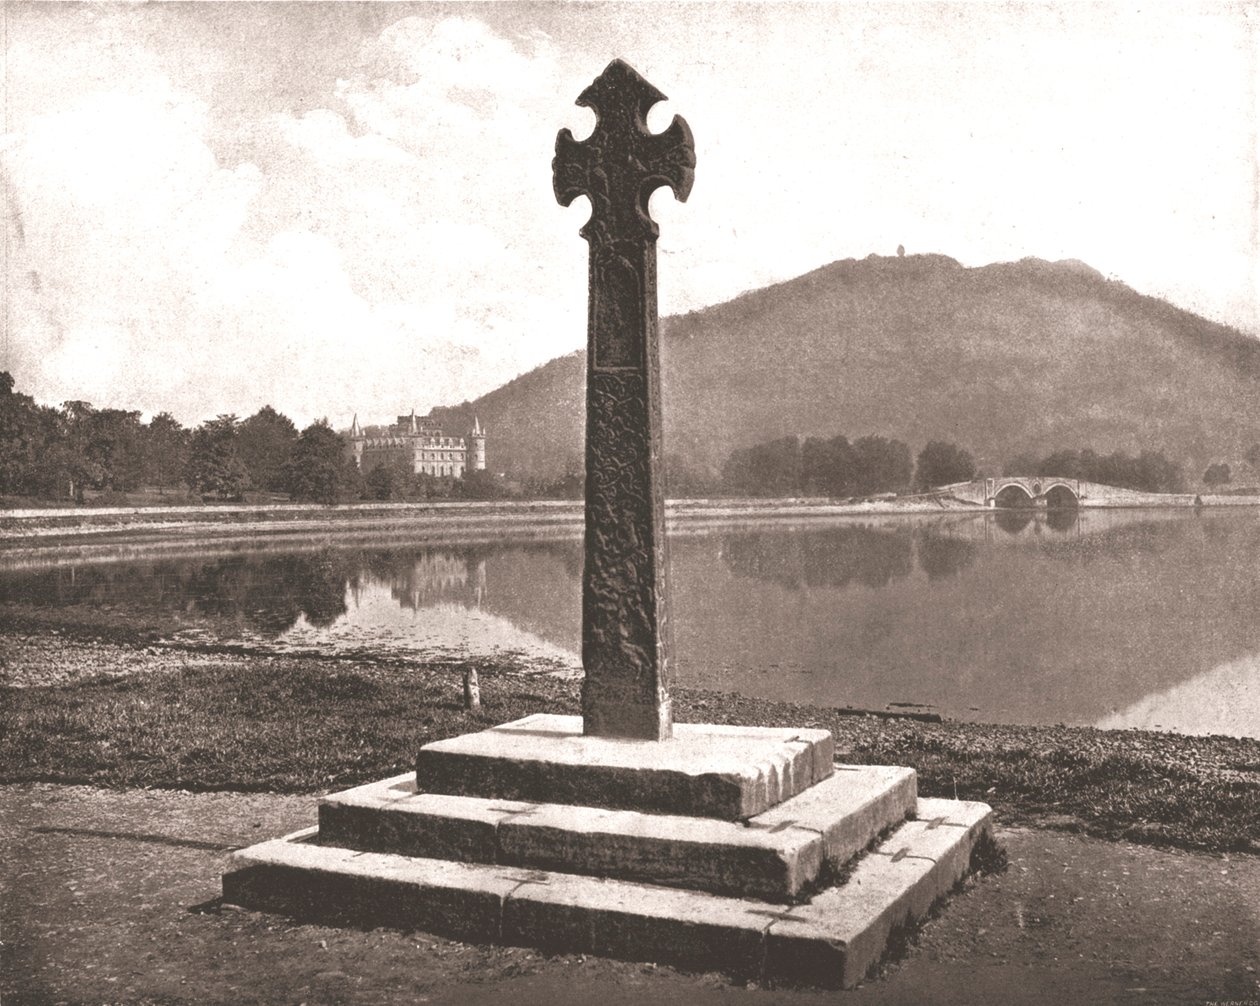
[553,60,695,740]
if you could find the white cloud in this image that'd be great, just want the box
[4,72,265,416]
[2,11,584,426]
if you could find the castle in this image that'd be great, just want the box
[349,410,486,479]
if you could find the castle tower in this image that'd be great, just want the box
[468,417,487,472]
[349,413,364,468]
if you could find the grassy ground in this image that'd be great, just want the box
[3,626,1258,856]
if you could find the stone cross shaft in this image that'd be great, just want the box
[553,60,695,740]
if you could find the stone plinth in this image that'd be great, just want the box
[224,716,995,988]
[415,714,834,820]
[224,794,992,989]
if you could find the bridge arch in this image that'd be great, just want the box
[987,477,1080,509]
[1043,483,1079,509]
[993,484,1035,508]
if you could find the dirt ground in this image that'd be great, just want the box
[2,783,1257,1006]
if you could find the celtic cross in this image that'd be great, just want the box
[553,59,695,740]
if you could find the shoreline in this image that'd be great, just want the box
[3,493,1258,551]
[2,622,1257,856]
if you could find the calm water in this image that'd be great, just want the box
[4,508,1259,738]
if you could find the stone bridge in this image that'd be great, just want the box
[940,476,1170,508]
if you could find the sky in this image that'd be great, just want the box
[2,2,1257,429]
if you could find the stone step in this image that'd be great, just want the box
[222,796,992,989]
[415,713,835,820]
[319,764,916,901]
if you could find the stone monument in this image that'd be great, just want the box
[222,61,995,989]
[553,58,692,742]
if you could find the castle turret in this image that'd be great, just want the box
[468,417,487,472]
[349,413,364,468]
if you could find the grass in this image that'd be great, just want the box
[3,653,1258,855]
[0,660,572,793]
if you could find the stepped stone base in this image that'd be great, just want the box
[320,763,915,900]
[416,714,835,819]
[223,716,994,988]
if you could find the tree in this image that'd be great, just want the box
[1203,462,1231,487]
[1024,445,1184,493]
[143,413,189,494]
[850,435,912,496]
[187,415,248,500]
[25,440,99,502]
[914,440,976,490]
[721,436,801,496]
[539,466,583,500]
[284,420,360,504]
[456,469,509,500]
[801,435,856,497]
[664,452,717,499]
[365,457,412,501]
[0,372,46,495]
[81,408,145,491]
[1002,453,1040,477]
[53,400,105,498]
[1132,450,1183,493]
[237,406,298,493]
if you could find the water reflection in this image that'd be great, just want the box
[1097,650,1260,737]
[720,524,987,587]
[720,526,914,591]
[1045,507,1078,533]
[0,548,501,637]
[915,532,978,582]
[994,508,1034,535]
[0,552,356,635]
[3,509,1259,737]
[381,552,487,611]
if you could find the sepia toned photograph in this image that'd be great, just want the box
[2,2,1258,1003]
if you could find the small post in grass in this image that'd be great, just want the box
[462,667,481,713]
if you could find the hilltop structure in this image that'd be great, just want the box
[349,410,486,479]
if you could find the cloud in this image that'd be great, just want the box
[3,11,585,427]
[3,69,264,416]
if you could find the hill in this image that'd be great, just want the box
[429,254,1260,484]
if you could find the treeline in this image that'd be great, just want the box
[719,435,977,498]
[0,373,363,504]
[1002,447,1185,494]
[719,432,1200,498]
[0,372,517,506]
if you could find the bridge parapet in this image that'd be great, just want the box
[940,477,1198,508]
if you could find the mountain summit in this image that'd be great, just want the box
[430,255,1260,482]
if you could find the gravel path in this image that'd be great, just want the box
[3,783,1257,1005]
